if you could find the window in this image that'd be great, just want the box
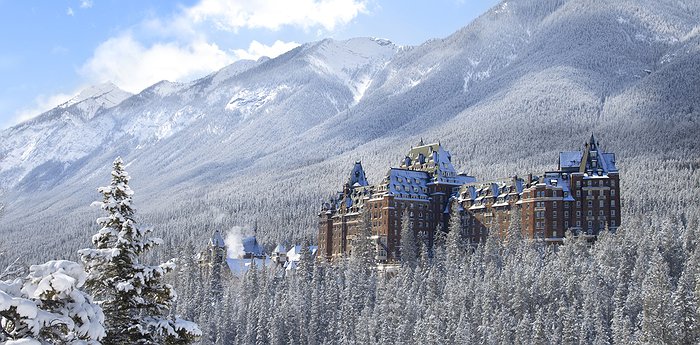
[576,220,581,227]
[565,221,569,228]
[600,200,605,207]
[611,190,616,197]
[588,221,593,229]
[576,181,581,188]
[587,190,593,197]
[587,200,593,207]
[611,210,616,217]
[587,210,592,216]
[599,210,604,216]
[611,200,616,207]
[552,221,557,229]
[576,191,581,197]
[611,180,616,187]
[565,211,569,217]
[576,201,581,208]
[553,211,557,219]
[611,220,616,227]
[564,201,570,208]
[576,211,581,217]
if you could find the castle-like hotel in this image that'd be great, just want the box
[318,135,620,262]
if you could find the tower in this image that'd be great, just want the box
[208,229,226,296]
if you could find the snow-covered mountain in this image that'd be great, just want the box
[1,0,699,262]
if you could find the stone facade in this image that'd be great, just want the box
[319,135,621,262]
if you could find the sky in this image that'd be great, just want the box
[0,0,500,129]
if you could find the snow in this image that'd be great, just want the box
[559,151,583,169]
[15,300,38,318]
[60,82,131,112]
[285,245,319,262]
[174,318,203,336]
[226,258,272,275]
[5,339,42,345]
[304,37,398,103]
[225,85,291,118]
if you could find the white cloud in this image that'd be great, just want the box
[79,33,234,93]
[233,40,300,60]
[66,7,74,16]
[63,0,367,109]
[187,0,367,31]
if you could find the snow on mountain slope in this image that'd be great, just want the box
[302,37,399,102]
[1,0,700,262]
[0,37,397,191]
[0,83,131,187]
[59,82,132,120]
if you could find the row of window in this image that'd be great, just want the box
[575,179,616,187]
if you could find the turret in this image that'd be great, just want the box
[349,161,369,187]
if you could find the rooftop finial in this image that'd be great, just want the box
[419,137,424,146]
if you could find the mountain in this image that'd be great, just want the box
[1,0,699,263]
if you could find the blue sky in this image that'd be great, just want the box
[0,0,499,128]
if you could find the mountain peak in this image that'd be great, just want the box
[61,82,131,109]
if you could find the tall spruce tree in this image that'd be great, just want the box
[400,212,417,268]
[78,157,201,344]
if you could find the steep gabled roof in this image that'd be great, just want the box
[559,135,617,175]
[210,229,225,248]
[349,161,369,187]
[400,142,475,185]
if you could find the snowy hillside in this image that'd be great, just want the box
[1,0,700,263]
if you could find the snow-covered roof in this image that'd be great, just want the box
[400,142,475,185]
[286,245,318,262]
[272,244,287,254]
[242,236,265,256]
[349,161,369,187]
[542,172,575,201]
[459,177,523,204]
[382,168,430,200]
[559,135,617,175]
[225,258,272,275]
[209,230,225,248]
[559,151,582,170]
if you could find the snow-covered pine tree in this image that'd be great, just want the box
[672,248,699,344]
[0,260,105,344]
[400,211,417,268]
[445,202,464,274]
[639,250,674,345]
[432,222,446,258]
[78,157,201,344]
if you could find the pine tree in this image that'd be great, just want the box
[445,202,464,275]
[78,157,200,344]
[0,260,105,344]
[639,250,674,345]
[400,211,417,268]
[672,249,699,344]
